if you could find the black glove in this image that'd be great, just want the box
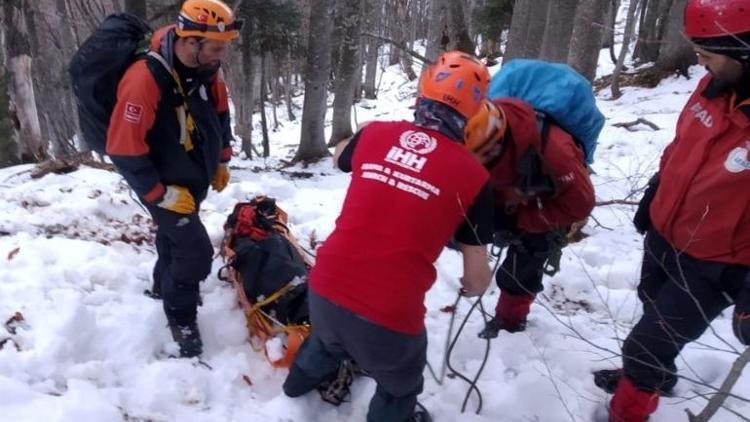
[633,173,660,235]
[733,283,750,345]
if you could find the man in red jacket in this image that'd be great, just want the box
[107,0,239,357]
[283,52,494,422]
[465,97,595,339]
[593,1,750,421]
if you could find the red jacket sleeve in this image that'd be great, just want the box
[106,60,165,203]
[516,126,595,233]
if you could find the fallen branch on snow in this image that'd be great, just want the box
[31,153,114,179]
[612,118,660,132]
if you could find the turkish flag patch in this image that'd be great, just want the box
[124,102,144,124]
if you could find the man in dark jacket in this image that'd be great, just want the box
[465,98,596,339]
[593,1,750,420]
[283,52,495,422]
[106,0,240,357]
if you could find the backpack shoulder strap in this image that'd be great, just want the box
[535,111,551,155]
[142,51,182,107]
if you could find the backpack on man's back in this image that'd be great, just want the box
[69,13,175,155]
[488,58,605,165]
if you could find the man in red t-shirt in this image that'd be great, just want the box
[592,2,750,421]
[283,52,494,422]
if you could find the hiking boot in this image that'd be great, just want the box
[478,317,527,339]
[144,279,162,299]
[168,321,203,358]
[593,369,674,397]
[316,359,358,406]
[593,368,623,394]
[411,402,432,422]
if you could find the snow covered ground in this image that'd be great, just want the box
[1,56,748,422]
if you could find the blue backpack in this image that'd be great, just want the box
[488,59,604,164]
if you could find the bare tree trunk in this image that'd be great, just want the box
[284,50,296,121]
[449,0,475,54]
[354,34,365,101]
[270,55,280,130]
[401,0,418,79]
[567,0,609,81]
[32,0,79,157]
[353,0,366,101]
[415,0,429,44]
[425,0,449,62]
[602,0,619,65]
[67,0,115,37]
[504,0,532,62]
[329,0,362,147]
[386,0,400,66]
[655,0,694,76]
[124,0,147,19]
[363,0,382,99]
[633,0,656,61]
[634,0,673,63]
[295,0,333,162]
[540,0,579,63]
[0,33,17,166]
[521,0,549,59]
[259,53,270,157]
[2,0,45,164]
[233,11,258,159]
[611,0,641,98]
[601,0,617,48]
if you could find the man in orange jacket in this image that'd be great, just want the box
[593,1,750,420]
[107,0,240,357]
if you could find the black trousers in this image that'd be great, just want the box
[496,232,553,296]
[284,291,426,422]
[148,204,214,325]
[623,230,748,392]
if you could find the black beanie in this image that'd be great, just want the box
[691,31,750,62]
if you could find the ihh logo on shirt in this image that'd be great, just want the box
[384,131,438,173]
[724,144,750,173]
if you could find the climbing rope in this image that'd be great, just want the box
[424,256,502,414]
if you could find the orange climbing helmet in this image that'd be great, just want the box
[176,0,243,42]
[418,51,491,119]
[464,99,507,163]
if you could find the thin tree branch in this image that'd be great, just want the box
[361,32,431,65]
[687,347,750,421]
[596,199,640,207]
